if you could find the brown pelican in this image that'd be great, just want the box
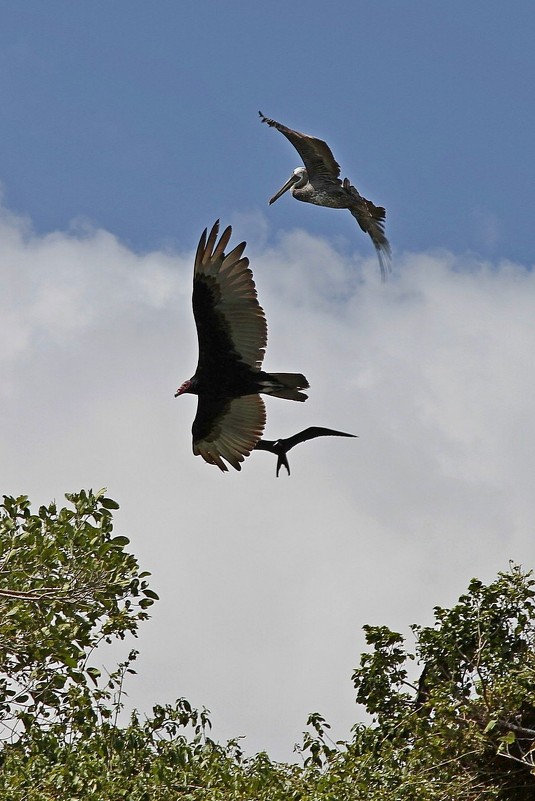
[254,427,356,476]
[259,111,391,280]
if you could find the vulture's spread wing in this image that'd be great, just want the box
[193,394,266,472]
[193,222,267,374]
[259,112,342,185]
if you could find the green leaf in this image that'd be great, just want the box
[86,667,101,686]
[100,497,120,510]
[110,535,130,547]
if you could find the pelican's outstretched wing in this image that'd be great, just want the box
[259,111,341,184]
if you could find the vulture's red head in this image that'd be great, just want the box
[175,379,193,397]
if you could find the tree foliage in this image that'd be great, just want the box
[0,491,534,799]
[350,564,535,800]
[0,489,155,740]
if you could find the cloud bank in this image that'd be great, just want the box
[1,203,534,759]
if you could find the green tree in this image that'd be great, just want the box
[1,491,534,800]
[0,489,156,740]
[350,564,535,799]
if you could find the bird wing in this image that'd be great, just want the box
[253,439,277,453]
[193,222,267,373]
[254,428,356,476]
[259,111,341,184]
[193,394,266,472]
[281,427,357,452]
[344,181,391,280]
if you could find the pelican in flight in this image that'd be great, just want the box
[259,111,391,280]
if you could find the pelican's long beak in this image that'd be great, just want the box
[268,173,300,205]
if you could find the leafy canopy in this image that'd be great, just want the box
[0,491,534,800]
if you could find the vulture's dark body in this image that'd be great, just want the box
[176,222,308,471]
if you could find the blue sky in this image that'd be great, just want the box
[2,2,535,260]
[2,2,535,760]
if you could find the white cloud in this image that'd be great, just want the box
[1,203,534,759]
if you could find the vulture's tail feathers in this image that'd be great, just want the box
[262,372,309,402]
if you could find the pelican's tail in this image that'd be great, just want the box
[344,178,386,221]
[344,178,391,280]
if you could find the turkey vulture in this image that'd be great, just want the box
[254,427,357,476]
[175,222,309,472]
[259,111,391,280]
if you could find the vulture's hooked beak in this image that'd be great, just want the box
[174,380,191,397]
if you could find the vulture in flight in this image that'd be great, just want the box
[254,427,357,477]
[175,221,309,472]
[259,111,391,280]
